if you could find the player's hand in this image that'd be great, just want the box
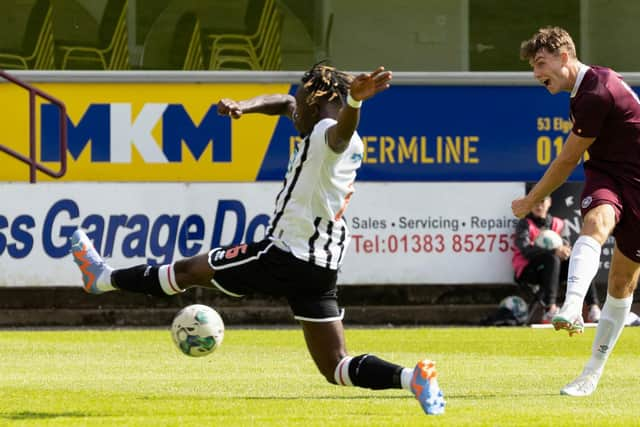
[349,66,392,101]
[555,244,571,260]
[217,98,243,119]
[511,196,534,219]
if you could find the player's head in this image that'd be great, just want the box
[520,27,577,94]
[293,62,353,135]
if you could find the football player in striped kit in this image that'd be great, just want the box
[71,63,445,415]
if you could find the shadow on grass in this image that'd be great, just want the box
[241,395,410,400]
[138,391,559,402]
[137,394,409,401]
[237,392,560,400]
[447,392,560,399]
[0,411,100,420]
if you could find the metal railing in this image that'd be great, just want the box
[0,69,67,183]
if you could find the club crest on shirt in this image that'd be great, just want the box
[581,196,593,209]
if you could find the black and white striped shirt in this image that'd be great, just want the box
[268,118,363,270]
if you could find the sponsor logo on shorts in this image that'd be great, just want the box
[581,196,593,209]
[211,248,226,262]
[225,244,248,259]
[211,244,249,264]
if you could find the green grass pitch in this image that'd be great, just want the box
[0,326,638,426]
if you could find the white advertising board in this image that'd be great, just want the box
[340,182,523,284]
[0,182,522,287]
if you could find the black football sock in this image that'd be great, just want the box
[111,265,166,296]
[348,354,403,390]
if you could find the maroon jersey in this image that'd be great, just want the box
[570,66,640,188]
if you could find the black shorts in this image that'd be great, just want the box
[207,239,343,322]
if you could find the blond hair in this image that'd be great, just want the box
[520,26,576,61]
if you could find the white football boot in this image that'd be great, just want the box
[560,368,601,397]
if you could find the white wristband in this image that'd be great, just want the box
[346,92,362,109]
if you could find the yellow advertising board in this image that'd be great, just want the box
[0,82,291,182]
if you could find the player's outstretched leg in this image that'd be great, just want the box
[303,321,445,416]
[70,229,114,294]
[410,359,446,415]
[560,368,601,396]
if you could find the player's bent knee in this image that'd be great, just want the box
[582,208,616,241]
[173,255,214,287]
[608,272,637,297]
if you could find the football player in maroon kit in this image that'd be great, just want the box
[512,27,640,396]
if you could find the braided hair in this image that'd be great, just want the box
[300,62,353,107]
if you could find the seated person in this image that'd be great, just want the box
[512,195,601,323]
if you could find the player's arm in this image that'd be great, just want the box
[326,66,392,154]
[512,132,595,218]
[217,95,296,120]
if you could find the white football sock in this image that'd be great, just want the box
[334,356,354,386]
[585,294,632,373]
[96,265,115,292]
[400,368,414,391]
[158,264,184,295]
[563,236,601,312]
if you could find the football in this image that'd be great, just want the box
[499,295,528,324]
[534,229,563,250]
[171,304,225,357]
